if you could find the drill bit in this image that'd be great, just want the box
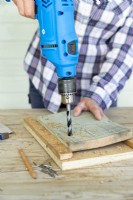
[58,77,76,136]
[66,104,72,136]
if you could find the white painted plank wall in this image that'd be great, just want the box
[0,1,133,108]
[0,2,37,108]
[118,78,133,107]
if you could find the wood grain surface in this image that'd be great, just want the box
[24,117,73,161]
[0,109,133,200]
[24,116,133,170]
[38,112,133,151]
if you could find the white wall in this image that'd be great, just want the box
[0,3,37,108]
[0,2,133,108]
[118,77,133,107]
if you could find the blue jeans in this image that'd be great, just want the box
[28,80,117,108]
[28,80,44,108]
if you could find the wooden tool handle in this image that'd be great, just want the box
[18,148,37,179]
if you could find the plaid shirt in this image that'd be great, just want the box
[24,0,133,113]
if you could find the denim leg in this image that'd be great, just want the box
[28,80,45,108]
[110,101,117,108]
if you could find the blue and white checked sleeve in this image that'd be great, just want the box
[86,9,133,110]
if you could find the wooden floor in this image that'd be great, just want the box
[0,108,133,200]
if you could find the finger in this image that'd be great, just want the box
[87,102,103,120]
[15,0,25,16]
[93,109,102,120]
[100,109,106,118]
[12,0,17,5]
[73,102,87,117]
[23,0,35,18]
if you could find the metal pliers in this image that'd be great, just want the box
[33,162,58,178]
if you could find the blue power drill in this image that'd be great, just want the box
[6,0,79,136]
[35,0,79,135]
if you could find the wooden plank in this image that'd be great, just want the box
[60,143,133,170]
[24,117,133,170]
[24,117,73,161]
[124,138,133,148]
[105,107,133,125]
[1,109,133,199]
[38,112,133,152]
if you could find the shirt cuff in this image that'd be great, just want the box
[85,84,113,110]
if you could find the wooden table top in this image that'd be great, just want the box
[0,108,133,200]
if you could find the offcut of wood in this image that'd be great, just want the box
[24,117,73,161]
[38,112,132,151]
[24,112,133,170]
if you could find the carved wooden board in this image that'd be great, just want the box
[38,112,133,151]
[24,116,133,170]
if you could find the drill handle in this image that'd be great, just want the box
[34,0,79,78]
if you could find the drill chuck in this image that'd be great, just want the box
[58,77,76,105]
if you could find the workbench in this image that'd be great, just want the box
[0,108,133,200]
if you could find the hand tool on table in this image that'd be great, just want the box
[33,162,58,178]
[0,132,9,140]
[0,123,12,140]
[6,0,79,136]
[18,149,37,179]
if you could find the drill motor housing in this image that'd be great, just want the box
[35,0,78,79]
